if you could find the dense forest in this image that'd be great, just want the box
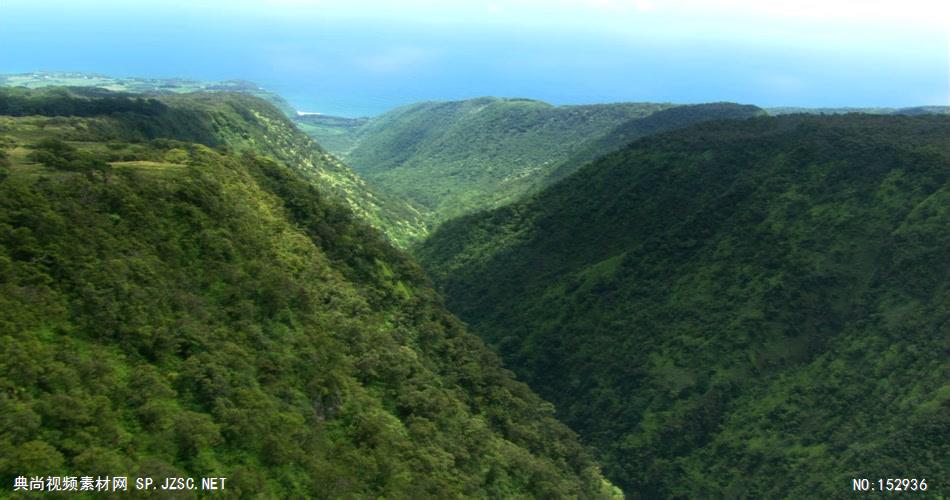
[4,80,948,498]
[541,103,764,185]
[0,88,623,497]
[418,114,950,497]
[308,98,673,226]
[0,87,427,247]
[305,99,766,231]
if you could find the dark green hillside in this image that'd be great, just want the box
[0,87,428,246]
[418,114,950,497]
[335,97,673,224]
[541,102,764,185]
[311,99,763,229]
[892,106,950,116]
[0,110,619,497]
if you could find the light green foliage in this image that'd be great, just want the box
[0,107,617,497]
[312,97,674,225]
[0,86,428,246]
[418,114,950,497]
[307,99,765,231]
[295,114,369,155]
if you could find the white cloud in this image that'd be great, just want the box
[49,0,945,33]
[353,46,437,73]
[262,0,324,5]
[292,0,946,24]
[635,0,655,12]
[672,0,949,24]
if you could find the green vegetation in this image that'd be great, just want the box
[311,97,674,225]
[307,99,765,229]
[1,71,298,117]
[541,102,764,185]
[0,86,166,117]
[0,99,619,497]
[766,105,949,116]
[418,114,950,497]
[0,87,428,246]
[295,114,369,155]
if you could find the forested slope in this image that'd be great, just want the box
[0,87,428,246]
[327,97,673,224]
[0,92,620,497]
[294,114,369,156]
[310,99,764,229]
[541,102,764,185]
[418,114,950,497]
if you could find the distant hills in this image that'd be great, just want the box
[0,85,427,246]
[542,102,765,185]
[305,97,768,227]
[304,102,948,231]
[1,72,298,117]
[337,98,671,224]
[418,113,950,497]
[0,87,620,497]
[8,72,945,241]
[766,105,950,115]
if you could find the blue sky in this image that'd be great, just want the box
[2,0,948,116]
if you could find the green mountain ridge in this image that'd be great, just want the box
[766,105,950,116]
[0,71,299,117]
[0,86,428,246]
[314,97,675,226]
[418,113,950,497]
[306,98,768,231]
[0,88,620,497]
[542,102,765,186]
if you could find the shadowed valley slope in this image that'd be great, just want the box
[418,113,950,497]
[0,89,620,498]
